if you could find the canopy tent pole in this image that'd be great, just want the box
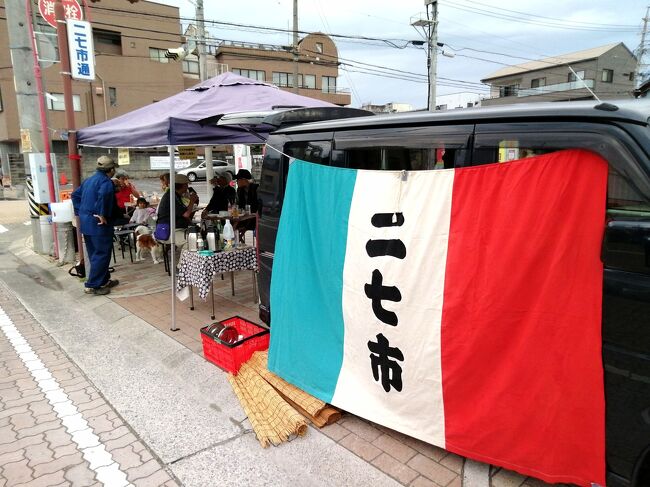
[169,145,179,332]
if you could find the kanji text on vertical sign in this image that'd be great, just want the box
[38,0,83,29]
[66,20,95,81]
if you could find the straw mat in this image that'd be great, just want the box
[227,351,341,447]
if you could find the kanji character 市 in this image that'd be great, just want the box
[368,333,404,392]
[76,49,88,62]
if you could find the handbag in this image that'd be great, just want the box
[154,222,171,241]
[68,261,86,279]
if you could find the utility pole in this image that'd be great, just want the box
[54,0,84,262]
[5,0,58,254]
[292,0,299,94]
[634,6,650,88]
[411,0,438,111]
[427,0,438,111]
[196,0,214,197]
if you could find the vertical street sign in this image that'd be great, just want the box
[66,20,95,81]
[38,0,82,28]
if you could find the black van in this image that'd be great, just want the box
[252,100,650,487]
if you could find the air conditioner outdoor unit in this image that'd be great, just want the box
[95,87,104,96]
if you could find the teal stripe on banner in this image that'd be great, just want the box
[268,160,357,403]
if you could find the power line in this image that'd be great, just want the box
[440,1,640,33]
[449,0,639,29]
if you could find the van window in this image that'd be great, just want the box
[472,130,650,216]
[284,141,331,165]
[333,125,472,170]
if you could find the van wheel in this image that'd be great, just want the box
[187,172,197,182]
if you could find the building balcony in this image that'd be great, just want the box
[516,79,594,98]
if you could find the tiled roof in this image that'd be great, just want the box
[482,43,623,81]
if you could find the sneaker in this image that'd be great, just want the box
[84,287,110,295]
[102,279,119,289]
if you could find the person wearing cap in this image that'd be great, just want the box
[202,172,236,217]
[71,155,121,295]
[113,170,141,215]
[156,173,198,246]
[234,169,259,214]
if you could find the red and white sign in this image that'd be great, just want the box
[38,0,83,29]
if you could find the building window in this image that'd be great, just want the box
[46,93,81,111]
[183,59,199,75]
[315,42,323,53]
[0,86,3,112]
[233,68,265,81]
[109,87,117,107]
[499,84,519,97]
[93,29,122,55]
[601,69,614,83]
[531,77,546,88]
[568,70,585,82]
[322,76,337,93]
[303,74,316,89]
[149,48,169,63]
[273,72,293,87]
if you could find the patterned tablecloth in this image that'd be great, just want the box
[176,247,258,300]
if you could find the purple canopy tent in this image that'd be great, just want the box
[77,72,334,331]
[76,72,334,148]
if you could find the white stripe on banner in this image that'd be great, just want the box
[332,169,455,448]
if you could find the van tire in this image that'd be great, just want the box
[634,448,650,487]
[187,172,197,182]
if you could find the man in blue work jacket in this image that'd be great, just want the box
[72,155,120,295]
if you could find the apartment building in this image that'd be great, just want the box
[210,32,351,106]
[0,0,184,182]
[481,43,636,106]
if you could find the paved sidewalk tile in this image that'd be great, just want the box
[0,283,180,487]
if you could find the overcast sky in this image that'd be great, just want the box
[156,0,648,109]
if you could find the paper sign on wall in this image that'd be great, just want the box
[118,148,130,166]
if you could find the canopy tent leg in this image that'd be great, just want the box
[169,145,179,332]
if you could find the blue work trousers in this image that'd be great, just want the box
[84,234,113,289]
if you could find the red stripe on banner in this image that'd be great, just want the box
[441,149,607,486]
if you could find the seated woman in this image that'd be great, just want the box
[155,174,198,246]
[114,170,141,216]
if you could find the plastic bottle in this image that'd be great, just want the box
[196,234,204,251]
[206,225,218,251]
[222,219,235,250]
[187,225,199,251]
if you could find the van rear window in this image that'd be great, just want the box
[473,131,650,216]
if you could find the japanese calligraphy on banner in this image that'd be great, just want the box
[66,20,95,81]
[38,0,83,29]
[268,150,609,487]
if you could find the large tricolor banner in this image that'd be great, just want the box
[268,149,608,486]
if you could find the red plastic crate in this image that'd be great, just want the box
[200,316,270,374]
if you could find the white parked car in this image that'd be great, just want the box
[177,160,235,182]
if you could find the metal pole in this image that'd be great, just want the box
[196,0,214,198]
[428,0,438,111]
[169,145,178,331]
[292,0,299,94]
[54,0,84,264]
[25,0,59,257]
[634,6,650,88]
[4,0,53,253]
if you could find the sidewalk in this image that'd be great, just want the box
[0,201,558,487]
